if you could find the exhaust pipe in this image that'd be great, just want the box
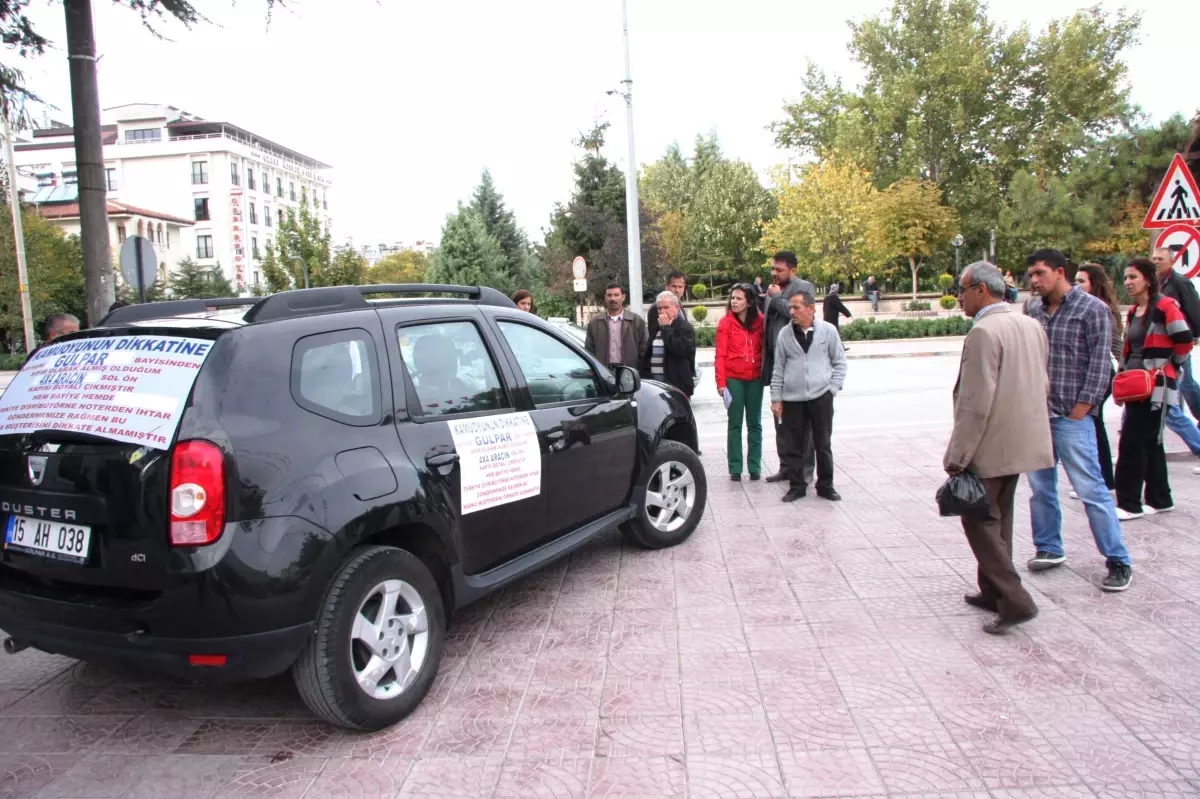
[3,637,30,655]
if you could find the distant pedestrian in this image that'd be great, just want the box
[864,276,880,313]
[822,283,852,330]
[945,262,1053,634]
[642,290,696,400]
[585,282,648,369]
[1024,248,1132,592]
[1003,270,1019,303]
[770,291,846,503]
[762,252,816,486]
[1071,263,1123,493]
[1113,258,1194,520]
[44,313,79,343]
[716,284,765,481]
[511,289,535,314]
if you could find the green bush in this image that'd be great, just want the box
[902,300,932,312]
[937,273,955,293]
[691,282,709,299]
[691,305,708,323]
[840,316,972,342]
[695,327,716,347]
[0,353,28,371]
[939,295,959,310]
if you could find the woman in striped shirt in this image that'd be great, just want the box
[1113,258,1195,520]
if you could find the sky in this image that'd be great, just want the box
[13,0,1192,250]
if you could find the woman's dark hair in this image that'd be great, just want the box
[510,289,535,313]
[726,284,760,330]
[1079,263,1123,335]
[1125,258,1159,304]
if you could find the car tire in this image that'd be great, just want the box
[621,439,707,549]
[292,545,445,731]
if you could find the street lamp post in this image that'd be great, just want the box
[1,104,37,351]
[619,0,644,318]
[291,256,310,290]
[952,234,965,274]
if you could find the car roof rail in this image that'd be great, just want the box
[244,283,515,323]
[99,297,260,326]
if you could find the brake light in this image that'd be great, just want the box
[169,440,226,546]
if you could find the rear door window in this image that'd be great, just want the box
[397,321,508,418]
[291,329,381,425]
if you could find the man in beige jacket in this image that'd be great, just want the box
[945,262,1055,635]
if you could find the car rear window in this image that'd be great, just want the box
[0,333,216,449]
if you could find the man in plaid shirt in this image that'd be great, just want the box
[1023,249,1132,592]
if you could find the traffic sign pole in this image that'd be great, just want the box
[135,238,146,303]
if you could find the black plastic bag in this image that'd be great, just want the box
[936,470,990,517]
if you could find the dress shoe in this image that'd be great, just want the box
[749,473,761,481]
[730,474,742,482]
[765,471,788,484]
[982,610,1037,635]
[781,487,807,503]
[963,593,999,612]
[817,488,841,502]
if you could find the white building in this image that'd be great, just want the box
[14,103,332,293]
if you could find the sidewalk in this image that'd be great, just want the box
[696,335,965,367]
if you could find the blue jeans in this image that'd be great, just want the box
[1027,416,1131,566]
[1177,354,1200,421]
[1164,402,1200,456]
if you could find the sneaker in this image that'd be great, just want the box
[1115,507,1143,521]
[1193,466,1200,475]
[1027,551,1066,572]
[1101,563,1133,592]
[1144,505,1174,515]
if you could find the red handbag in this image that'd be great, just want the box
[1112,369,1158,405]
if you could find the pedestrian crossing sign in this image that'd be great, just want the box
[1143,153,1200,229]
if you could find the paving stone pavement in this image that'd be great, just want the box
[2,429,1199,798]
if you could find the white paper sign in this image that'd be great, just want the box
[0,335,216,450]
[447,412,542,514]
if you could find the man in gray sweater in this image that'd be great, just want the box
[762,251,817,485]
[770,292,848,503]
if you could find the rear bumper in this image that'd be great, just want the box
[0,612,313,682]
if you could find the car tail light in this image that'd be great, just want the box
[188,654,227,667]
[170,440,226,546]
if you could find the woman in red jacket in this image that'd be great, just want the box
[716,284,765,480]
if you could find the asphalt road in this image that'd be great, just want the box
[692,355,962,447]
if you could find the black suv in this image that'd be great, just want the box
[0,285,706,730]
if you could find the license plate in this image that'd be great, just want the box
[4,515,91,564]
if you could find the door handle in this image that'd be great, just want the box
[425,451,459,468]
[546,430,566,442]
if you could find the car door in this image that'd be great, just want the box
[376,305,547,575]
[488,315,637,538]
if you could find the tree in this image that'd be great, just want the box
[259,247,291,294]
[772,0,1141,244]
[427,208,509,291]
[166,257,236,299]
[996,170,1100,267]
[325,247,367,287]
[641,135,775,277]
[0,209,85,348]
[368,250,429,284]
[273,203,332,287]
[540,123,667,303]
[869,177,958,299]
[470,169,537,288]
[116,277,166,304]
[758,155,879,288]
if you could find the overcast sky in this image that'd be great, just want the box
[15,0,1190,249]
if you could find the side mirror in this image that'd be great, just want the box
[614,364,640,395]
